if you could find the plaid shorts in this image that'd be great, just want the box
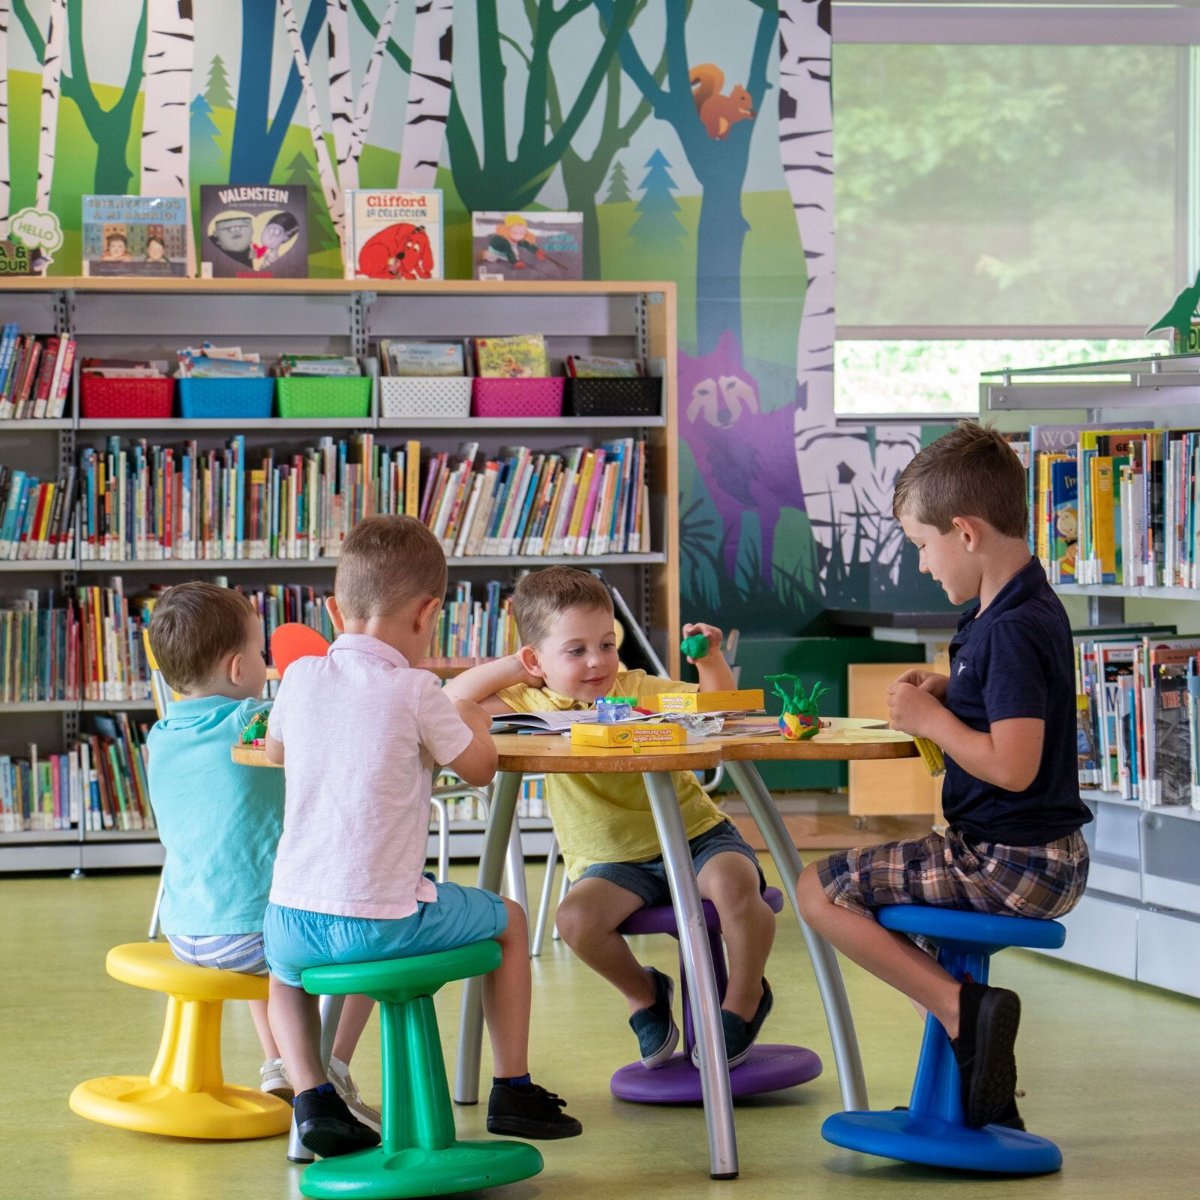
[817,828,1089,931]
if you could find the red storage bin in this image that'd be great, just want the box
[81,375,175,419]
[471,377,564,418]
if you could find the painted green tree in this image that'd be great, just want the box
[189,94,224,182]
[14,0,149,194]
[205,54,234,110]
[630,150,686,247]
[605,159,631,205]
[284,150,340,259]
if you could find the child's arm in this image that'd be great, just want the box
[887,681,1043,792]
[446,698,499,786]
[683,622,736,692]
[442,653,541,715]
[264,733,285,765]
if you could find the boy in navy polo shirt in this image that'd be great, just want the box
[796,421,1091,1131]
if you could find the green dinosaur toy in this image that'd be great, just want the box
[1147,269,1200,350]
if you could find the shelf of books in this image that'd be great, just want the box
[0,279,679,873]
[984,353,1200,997]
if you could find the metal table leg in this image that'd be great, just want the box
[644,771,738,1179]
[723,758,869,1112]
[454,769,522,1105]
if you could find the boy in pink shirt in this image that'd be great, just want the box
[263,515,580,1157]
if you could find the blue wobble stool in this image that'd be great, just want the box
[298,941,543,1199]
[821,906,1066,1175]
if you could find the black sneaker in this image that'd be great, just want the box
[628,967,679,1069]
[951,982,1021,1129]
[690,978,774,1069]
[487,1082,583,1139]
[293,1083,381,1158]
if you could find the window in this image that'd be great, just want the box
[831,2,1195,415]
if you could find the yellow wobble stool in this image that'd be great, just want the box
[69,942,291,1139]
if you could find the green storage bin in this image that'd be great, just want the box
[276,375,371,419]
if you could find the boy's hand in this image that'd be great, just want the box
[681,622,722,663]
[893,668,949,702]
[886,680,944,737]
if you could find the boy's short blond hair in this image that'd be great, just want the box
[335,515,447,620]
[511,567,613,648]
[148,582,257,693]
[892,420,1028,539]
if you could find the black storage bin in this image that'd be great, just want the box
[564,376,662,417]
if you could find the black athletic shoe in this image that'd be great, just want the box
[486,1081,583,1139]
[629,967,679,1069]
[293,1083,381,1158]
[690,978,774,1069]
[951,982,1021,1129]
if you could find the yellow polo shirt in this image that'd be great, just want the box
[496,669,726,882]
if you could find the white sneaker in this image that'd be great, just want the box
[259,1057,294,1104]
[328,1055,381,1132]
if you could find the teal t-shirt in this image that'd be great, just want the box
[146,696,285,935]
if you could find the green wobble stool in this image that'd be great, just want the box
[299,941,543,1199]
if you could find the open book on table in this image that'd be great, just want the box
[489,710,662,734]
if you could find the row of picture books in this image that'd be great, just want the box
[1018,421,1200,589]
[0,713,151,834]
[0,433,650,563]
[379,336,641,381]
[0,328,77,419]
[1076,627,1200,809]
[2,577,526,704]
[74,192,584,283]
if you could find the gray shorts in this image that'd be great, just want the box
[576,819,766,907]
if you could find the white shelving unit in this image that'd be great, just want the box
[0,278,680,873]
[981,354,1200,997]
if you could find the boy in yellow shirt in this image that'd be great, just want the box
[445,567,776,1069]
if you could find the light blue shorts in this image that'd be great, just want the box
[166,932,268,976]
[263,881,508,988]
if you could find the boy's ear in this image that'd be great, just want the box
[951,515,984,551]
[415,595,441,631]
[325,595,346,632]
[517,643,546,680]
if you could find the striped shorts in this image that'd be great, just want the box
[166,932,269,976]
[817,828,1089,929]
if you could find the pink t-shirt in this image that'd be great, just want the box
[267,633,474,919]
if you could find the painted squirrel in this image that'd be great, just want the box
[689,64,756,140]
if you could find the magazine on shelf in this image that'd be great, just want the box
[474,334,549,378]
[81,195,189,277]
[199,185,308,279]
[346,189,444,280]
[472,210,583,281]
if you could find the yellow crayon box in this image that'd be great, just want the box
[569,722,693,749]
[647,688,765,714]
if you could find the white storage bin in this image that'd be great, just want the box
[380,375,472,419]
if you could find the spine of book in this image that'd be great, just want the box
[452,473,485,558]
[573,449,607,555]
[0,323,20,417]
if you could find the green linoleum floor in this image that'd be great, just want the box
[3,861,1198,1200]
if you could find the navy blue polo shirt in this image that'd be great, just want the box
[943,556,1092,846]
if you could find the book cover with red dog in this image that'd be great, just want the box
[346,190,444,280]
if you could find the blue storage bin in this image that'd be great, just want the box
[177,376,275,419]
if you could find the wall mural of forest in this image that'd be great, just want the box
[0,0,950,636]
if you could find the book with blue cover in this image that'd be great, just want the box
[81,195,188,277]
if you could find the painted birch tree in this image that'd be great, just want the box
[398,0,453,190]
[595,0,777,353]
[445,0,638,215]
[141,2,194,207]
[279,0,344,239]
[228,0,324,185]
[35,0,66,210]
[779,0,918,590]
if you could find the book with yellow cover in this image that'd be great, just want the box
[404,439,421,517]
[647,688,765,714]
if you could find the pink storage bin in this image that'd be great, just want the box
[471,377,564,418]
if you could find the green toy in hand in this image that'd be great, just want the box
[680,632,711,661]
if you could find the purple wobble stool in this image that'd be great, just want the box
[610,886,823,1104]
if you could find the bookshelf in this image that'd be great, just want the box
[981,353,1200,998]
[0,278,679,873]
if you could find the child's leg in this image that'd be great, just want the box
[484,897,532,1077]
[554,877,654,1013]
[697,851,775,1020]
[248,998,282,1060]
[268,975,327,1092]
[795,862,962,1036]
[330,993,375,1066]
